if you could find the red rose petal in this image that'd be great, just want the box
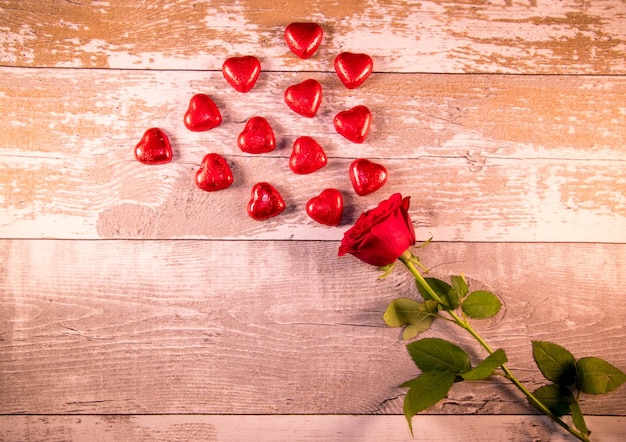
[338,193,415,267]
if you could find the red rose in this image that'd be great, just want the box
[338,193,416,266]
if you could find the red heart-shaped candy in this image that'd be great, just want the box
[134,127,173,165]
[306,188,343,226]
[289,136,327,174]
[222,56,261,93]
[247,182,286,221]
[334,52,373,89]
[237,116,276,154]
[334,105,372,143]
[284,79,322,118]
[184,94,222,132]
[284,22,323,59]
[349,158,387,196]
[195,153,233,192]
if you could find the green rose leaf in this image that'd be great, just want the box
[406,337,471,373]
[417,277,459,309]
[532,341,577,385]
[571,399,590,437]
[576,357,626,394]
[461,349,507,381]
[383,298,423,327]
[383,298,439,340]
[532,384,573,417]
[461,290,502,319]
[401,323,425,341]
[400,301,439,340]
[450,275,468,298]
[402,370,456,435]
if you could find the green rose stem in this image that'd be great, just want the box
[399,252,591,442]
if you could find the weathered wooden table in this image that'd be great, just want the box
[1,1,625,440]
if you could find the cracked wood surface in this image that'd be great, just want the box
[1,0,625,441]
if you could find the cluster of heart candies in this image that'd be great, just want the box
[133,22,386,226]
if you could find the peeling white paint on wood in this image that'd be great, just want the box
[1,0,625,440]
[2,155,625,241]
[2,69,624,160]
[1,69,624,241]
[0,0,624,73]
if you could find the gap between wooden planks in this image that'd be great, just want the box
[2,240,625,416]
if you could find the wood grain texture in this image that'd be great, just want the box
[3,69,624,160]
[0,0,625,74]
[1,415,625,442]
[2,0,626,439]
[2,240,625,415]
[2,69,624,241]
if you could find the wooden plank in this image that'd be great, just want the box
[0,415,625,442]
[1,0,625,74]
[3,69,624,161]
[2,240,625,415]
[3,155,624,242]
[2,0,625,440]
[2,69,624,241]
